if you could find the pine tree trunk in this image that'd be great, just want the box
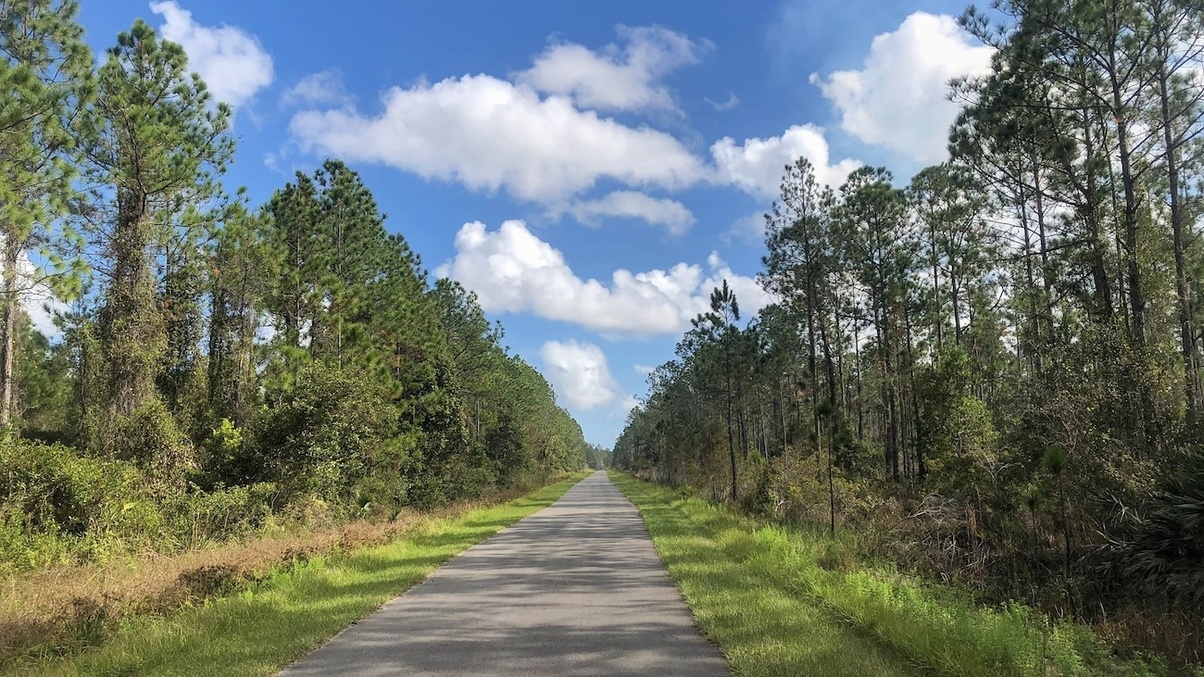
[1081,114,1115,321]
[102,192,162,416]
[929,218,943,353]
[1154,34,1200,419]
[1108,54,1145,343]
[0,240,20,428]
[725,340,737,502]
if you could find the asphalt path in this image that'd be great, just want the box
[278,471,729,676]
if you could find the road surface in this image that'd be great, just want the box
[279,471,729,676]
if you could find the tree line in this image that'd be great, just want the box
[616,0,1204,661]
[0,0,587,569]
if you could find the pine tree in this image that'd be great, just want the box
[79,20,233,418]
[0,0,92,427]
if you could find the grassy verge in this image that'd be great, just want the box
[612,472,1165,677]
[7,473,587,677]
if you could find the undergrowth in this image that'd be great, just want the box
[613,472,1192,677]
[1,473,587,675]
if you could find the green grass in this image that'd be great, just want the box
[611,472,1161,677]
[611,472,920,677]
[13,474,587,677]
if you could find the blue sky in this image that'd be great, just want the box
[71,0,993,446]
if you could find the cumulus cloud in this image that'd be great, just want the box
[289,74,706,204]
[711,123,860,197]
[517,25,708,113]
[634,364,655,376]
[617,394,640,415]
[150,1,274,108]
[564,191,694,235]
[434,220,772,335]
[810,12,993,163]
[285,28,866,210]
[282,70,350,107]
[539,340,621,410]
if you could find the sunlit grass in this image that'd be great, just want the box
[612,473,918,677]
[13,474,587,677]
[612,472,1163,677]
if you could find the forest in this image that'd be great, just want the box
[615,0,1204,665]
[0,0,588,573]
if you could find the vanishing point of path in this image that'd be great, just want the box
[279,471,730,676]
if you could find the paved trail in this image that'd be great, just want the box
[279,471,729,676]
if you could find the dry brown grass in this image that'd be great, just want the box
[1095,605,1204,672]
[0,481,541,666]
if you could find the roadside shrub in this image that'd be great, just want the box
[352,432,419,517]
[249,363,398,505]
[1110,448,1204,614]
[764,452,878,527]
[199,418,244,485]
[106,398,196,494]
[167,482,279,548]
[0,440,163,571]
[485,415,530,485]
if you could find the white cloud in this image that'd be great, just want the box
[711,124,860,198]
[2,252,70,339]
[539,340,620,410]
[810,12,993,164]
[150,1,274,108]
[705,92,740,111]
[723,210,770,244]
[434,220,772,335]
[516,25,707,113]
[704,251,767,321]
[289,74,707,204]
[617,394,640,415]
[634,364,655,376]
[564,191,695,235]
[282,70,349,107]
[23,288,66,339]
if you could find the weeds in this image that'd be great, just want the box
[0,473,586,673]
[613,472,1179,677]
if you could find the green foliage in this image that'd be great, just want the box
[616,473,1162,677]
[167,482,278,548]
[112,398,194,475]
[17,321,73,439]
[584,443,613,469]
[0,439,163,571]
[23,476,585,676]
[249,363,397,505]
[0,0,94,427]
[485,414,532,483]
[199,417,243,486]
[918,345,1000,500]
[0,11,590,642]
[617,6,1204,664]
[1110,449,1204,614]
[206,205,268,428]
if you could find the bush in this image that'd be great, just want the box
[104,398,197,494]
[167,482,279,548]
[0,440,164,571]
[250,364,398,506]
[197,418,247,489]
[1111,448,1204,614]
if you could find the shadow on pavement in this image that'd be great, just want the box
[279,472,730,677]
